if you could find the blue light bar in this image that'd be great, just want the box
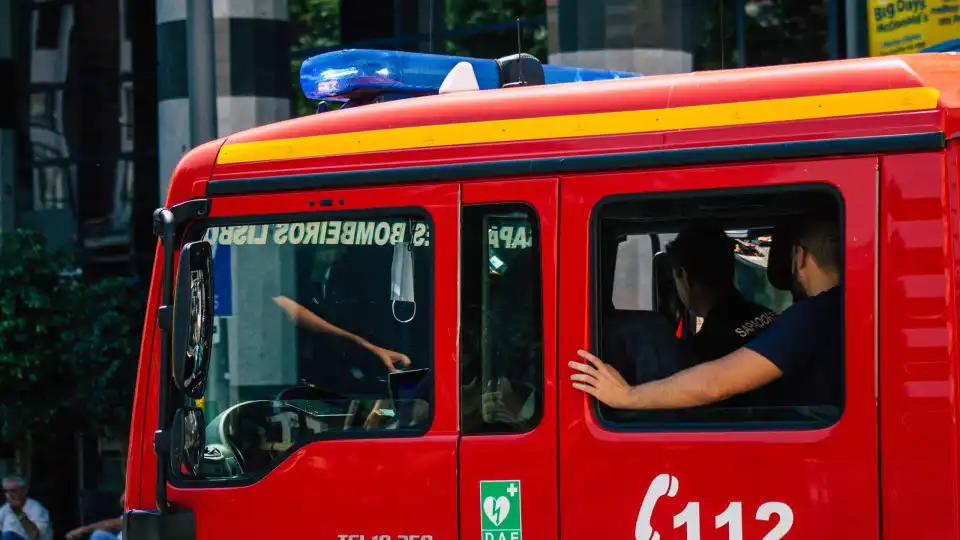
[299,49,640,101]
[542,64,638,84]
[921,38,960,53]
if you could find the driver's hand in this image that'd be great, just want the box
[66,527,88,540]
[370,345,411,372]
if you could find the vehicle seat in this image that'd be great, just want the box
[653,250,684,331]
[766,220,806,301]
[603,309,693,385]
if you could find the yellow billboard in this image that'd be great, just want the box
[868,0,960,56]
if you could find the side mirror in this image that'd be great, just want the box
[169,407,205,478]
[172,241,214,399]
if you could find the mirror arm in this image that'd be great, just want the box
[152,200,211,244]
[150,199,209,514]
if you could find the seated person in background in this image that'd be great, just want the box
[65,493,123,540]
[0,475,51,540]
[572,214,843,412]
[665,224,777,365]
[598,224,776,395]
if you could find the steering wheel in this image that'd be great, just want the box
[275,382,371,430]
[206,397,367,476]
[204,400,300,475]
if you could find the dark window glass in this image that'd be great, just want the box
[595,190,844,429]
[35,3,62,50]
[461,205,544,435]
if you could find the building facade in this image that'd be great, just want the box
[547,0,852,74]
[0,0,159,279]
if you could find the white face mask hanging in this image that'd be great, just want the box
[390,227,416,323]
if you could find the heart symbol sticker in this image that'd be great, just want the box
[483,495,511,526]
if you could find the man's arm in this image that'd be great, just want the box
[571,290,828,410]
[273,295,370,343]
[570,347,783,410]
[66,517,123,539]
[272,295,411,371]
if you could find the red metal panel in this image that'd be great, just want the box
[209,111,941,182]
[557,158,880,539]
[902,55,960,140]
[459,178,560,540]
[879,151,960,539]
[223,56,939,145]
[124,243,162,510]
[164,137,225,207]
[139,183,461,539]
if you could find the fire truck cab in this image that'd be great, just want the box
[124,50,960,540]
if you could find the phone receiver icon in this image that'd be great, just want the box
[635,473,679,540]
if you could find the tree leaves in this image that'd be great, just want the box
[0,229,146,445]
[444,0,547,60]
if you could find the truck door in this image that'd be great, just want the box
[557,158,880,539]
[458,178,559,540]
[165,183,460,539]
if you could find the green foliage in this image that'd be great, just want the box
[445,0,547,61]
[290,0,341,117]
[0,229,80,443]
[741,0,829,66]
[0,229,146,446]
[290,0,341,50]
[696,0,832,71]
[67,275,147,437]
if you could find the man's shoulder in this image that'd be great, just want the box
[747,286,843,345]
[780,286,843,319]
[25,498,49,514]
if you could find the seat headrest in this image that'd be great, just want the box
[767,221,794,291]
[652,250,683,325]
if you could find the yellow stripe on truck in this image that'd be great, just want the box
[216,87,941,165]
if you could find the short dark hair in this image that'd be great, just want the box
[794,213,842,272]
[664,224,735,290]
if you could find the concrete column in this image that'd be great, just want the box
[156,0,190,203]
[157,0,290,200]
[210,0,291,138]
[158,1,294,405]
[226,241,299,402]
[0,0,16,231]
[548,0,701,75]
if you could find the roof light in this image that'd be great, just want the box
[543,64,638,83]
[300,49,500,100]
[300,49,640,102]
[439,62,481,94]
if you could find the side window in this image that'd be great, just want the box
[596,188,844,428]
[195,215,434,481]
[461,204,544,435]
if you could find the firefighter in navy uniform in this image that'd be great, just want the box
[665,224,778,367]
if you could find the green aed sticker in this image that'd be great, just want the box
[480,480,522,540]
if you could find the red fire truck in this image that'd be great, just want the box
[123,49,960,540]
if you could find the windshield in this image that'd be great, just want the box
[195,215,433,479]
